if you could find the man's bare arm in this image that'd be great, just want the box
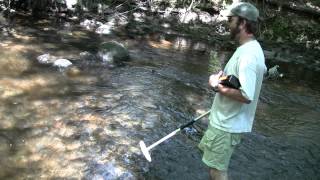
[216,84,251,104]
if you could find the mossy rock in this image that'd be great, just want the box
[97,41,130,66]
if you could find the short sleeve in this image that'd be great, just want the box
[238,54,257,101]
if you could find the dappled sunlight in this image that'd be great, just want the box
[148,39,173,49]
[113,113,133,123]
[0,41,31,50]
[12,33,35,41]
[53,121,78,137]
[0,49,31,76]
[0,96,142,178]
[307,2,320,10]
[0,75,61,99]
[173,37,207,52]
[173,37,189,50]
[72,30,90,39]
[0,6,319,179]
[80,113,105,122]
[147,36,209,52]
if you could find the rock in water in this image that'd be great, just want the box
[53,59,72,68]
[97,41,130,66]
[37,53,53,64]
[95,24,112,35]
[79,51,96,61]
[66,66,81,77]
[265,65,284,79]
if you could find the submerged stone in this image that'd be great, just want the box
[80,51,96,61]
[37,53,55,64]
[97,41,130,66]
[66,66,81,77]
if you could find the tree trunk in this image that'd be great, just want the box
[31,0,51,17]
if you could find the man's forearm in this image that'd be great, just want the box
[216,84,251,104]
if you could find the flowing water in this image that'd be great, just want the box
[0,17,319,180]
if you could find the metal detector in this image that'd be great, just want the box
[139,110,210,162]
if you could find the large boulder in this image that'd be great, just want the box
[97,41,130,67]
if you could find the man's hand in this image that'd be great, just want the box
[209,71,223,90]
[209,72,250,103]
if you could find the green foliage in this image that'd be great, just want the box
[208,50,221,73]
[149,0,232,9]
[262,13,320,43]
[77,0,113,7]
[264,17,292,40]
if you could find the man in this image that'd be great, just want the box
[198,2,267,180]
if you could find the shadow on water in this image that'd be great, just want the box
[0,14,320,180]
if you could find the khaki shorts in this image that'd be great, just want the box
[198,126,241,171]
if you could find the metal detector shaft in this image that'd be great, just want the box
[147,129,180,150]
[146,110,211,151]
[140,110,211,162]
[179,110,211,130]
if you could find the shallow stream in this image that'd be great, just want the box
[0,17,319,180]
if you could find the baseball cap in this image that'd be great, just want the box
[226,2,259,22]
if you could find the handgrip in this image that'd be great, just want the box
[179,120,196,130]
[219,75,241,89]
[179,110,210,130]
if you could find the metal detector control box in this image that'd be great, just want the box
[219,75,241,89]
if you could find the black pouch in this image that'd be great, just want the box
[219,75,241,89]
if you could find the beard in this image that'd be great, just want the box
[230,25,241,40]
